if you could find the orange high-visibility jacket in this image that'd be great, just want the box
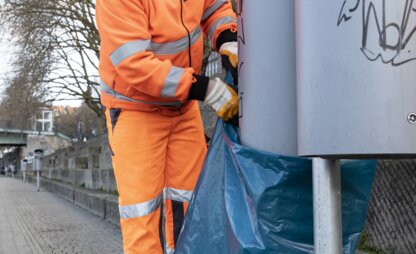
[96,0,237,112]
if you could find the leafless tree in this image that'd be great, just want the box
[54,103,100,139]
[0,21,52,129]
[0,0,102,118]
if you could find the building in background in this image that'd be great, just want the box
[33,107,54,132]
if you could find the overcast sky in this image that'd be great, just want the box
[0,33,14,94]
[0,1,96,108]
[0,0,11,92]
[0,34,82,107]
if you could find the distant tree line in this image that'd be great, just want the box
[0,0,101,130]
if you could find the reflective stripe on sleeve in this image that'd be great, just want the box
[110,39,151,66]
[208,16,237,42]
[164,187,193,203]
[151,26,202,55]
[161,67,185,98]
[201,0,228,21]
[119,194,162,219]
[100,79,182,106]
[109,26,202,66]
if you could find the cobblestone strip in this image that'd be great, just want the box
[0,193,38,254]
[0,177,123,254]
[8,196,44,254]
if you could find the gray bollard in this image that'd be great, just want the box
[21,159,28,182]
[10,165,15,179]
[34,149,44,192]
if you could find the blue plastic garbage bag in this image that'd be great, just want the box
[175,120,376,254]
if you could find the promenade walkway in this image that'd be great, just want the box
[0,177,122,254]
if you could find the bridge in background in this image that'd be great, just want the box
[0,128,72,146]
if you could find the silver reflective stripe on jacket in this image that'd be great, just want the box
[208,16,237,42]
[202,0,228,21]
[119,194,162,219]
[152,26,202,55]
[109,26,202,66]
[110,39,151,66]
[164,187,193,203]
[161,67,185,98]
[100,80,182,106]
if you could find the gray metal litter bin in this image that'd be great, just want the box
[34,149,44,171]
[238,0,297,156]
[296,0,416,158]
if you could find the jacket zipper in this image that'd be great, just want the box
[179,0,192,67]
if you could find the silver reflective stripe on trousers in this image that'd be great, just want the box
[100,80,182,106]
[161,67,185,98]
[165,245,175,254]
[208,16,237,42]
[109,26,202,66]
[110,39,151,66]
[119,194,162,219]
[202,0,228,21]
[152,26,202,55]
[164,187,193,203]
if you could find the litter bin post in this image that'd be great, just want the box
[312,158,342,254]
[34,149,44,191]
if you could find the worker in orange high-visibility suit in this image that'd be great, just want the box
[96,0,238,253]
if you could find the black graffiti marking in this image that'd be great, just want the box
[238,61,244,74]
[337,0,361,26]
[239,91,243,119]
[338,0,416,66]
[237,0,244,119]
[236,0,245,45]
[237,18,246,45]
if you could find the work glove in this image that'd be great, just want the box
[205,77,238,121]
[219,41,238,68]
[220,41,238,85]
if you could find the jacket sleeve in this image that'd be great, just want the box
[96,0,195,102]
[201,0,237,51]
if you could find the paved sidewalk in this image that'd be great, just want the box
[0,177,122,254]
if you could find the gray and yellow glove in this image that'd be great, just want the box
[219,41,238,68]
[188,74,238,121]
[204,77,238,121]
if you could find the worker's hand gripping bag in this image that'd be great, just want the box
[175,120,376,254]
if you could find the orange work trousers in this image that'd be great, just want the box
[106,102,207,254]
